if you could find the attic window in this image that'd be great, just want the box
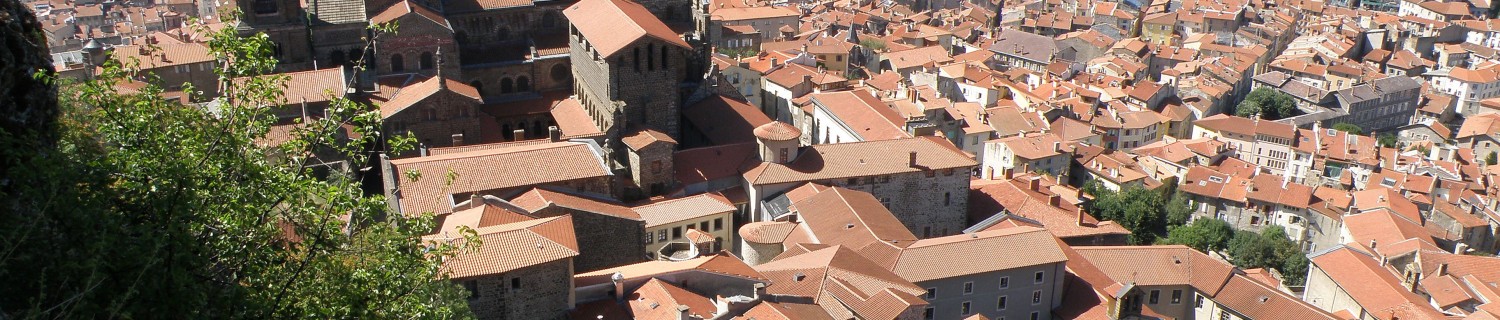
[1381,178,1396,187]
[1327,129,1337,136]
[1207,176,1225,183]
[794,273,806,281]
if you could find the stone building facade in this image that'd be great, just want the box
[527,205,648,272]
[461,259,574,320]
[236,0,313,71]
[380,77,487,148]
[371,1,461,79]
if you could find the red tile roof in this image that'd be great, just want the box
[683,95,775,144]
[782,187,917,269]
[755,245,927,320]
[893,226,1066,282]
[564,0,691,58]
[388,142,611,215]
[743,137,976,185]
[1309,246,1447,320]
[379,75,482,118]
[430,215,579,278]
[575,251,769,287]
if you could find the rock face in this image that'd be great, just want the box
[0,0,58,145]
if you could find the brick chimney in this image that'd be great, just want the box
[611,272,626,303]
[1029,176,1042,191]
[908,151,918,167]
[1049,194,1061,207]
[451,133,464,146]
[1077,207,1086,226]
[548,126,561,142]
[512,129,525,141]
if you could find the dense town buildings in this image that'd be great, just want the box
[49,0,1500,315]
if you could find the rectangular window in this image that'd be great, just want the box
[1030,312,1040,320]
[1220,310,1230,320]
[511,278,521,290]
[997,296,1008,310]
[961,301,972,315]
[658,230,667,241]
[1000,277,1010,289]
[923,307,935,320]
[964,282,974,294]
[1032,290,1042,304]
[1149,290,1160,304]
[1172,290,1183,304]
[645,234,654,244]
[926,288,936,299]
[673,227,682,239]
[1196,294,1204,308]
[714,218,723,231]
[700,221,709,231]
[1034,271,1045,284]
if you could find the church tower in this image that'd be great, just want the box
[565,0,692,197]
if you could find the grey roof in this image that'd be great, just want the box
[310,0,367,25]
[1256,71,1329,104]
[988,28,1057,64]
[1333,76,1421,105]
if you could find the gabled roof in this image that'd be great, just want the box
[1072,245,1238,294]
[628,278,719,319]
[743,137,974,185]
[682,95,774,145]
[389,141,611,215]
[575,251,769,287]
[755,245,927,320]
[633,193,735,227]
[564,0,691,58]
[1309,246,1447,320]
[892,226,1066,282]
[508,187,640,220]
[232,67,347,106]
[783,187,918,268]
[370,0,449,29]
[431,215,579,278]
[379,75,482,118]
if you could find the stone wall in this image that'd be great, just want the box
[529,207,648,272]
[462,259,574,320]
[382,91,486,148]
[818,168,973,238]
[375,14,458,77]
[627,142,676,195]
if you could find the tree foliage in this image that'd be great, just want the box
[1226,226,1310,286]
[1084,184,1194,244]
[1331,122,1362,134]
[1489,151,1498,165]
[1236,87,1299,120]
[1165,218,1234,252]
[0,15,473,318]
[1378,133,1398,148]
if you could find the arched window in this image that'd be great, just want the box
[516,76,531,92]
[647,44,656,71]
[270,41,283,58]
[633,47,641,71]
[660,46,669,70]
[500,78,515,93]
[424,108,437,120]
[390,54,405,72]
[330,50,346,66]
[420,52,435,70]
[470,80,484,95]
[501,124,512,139]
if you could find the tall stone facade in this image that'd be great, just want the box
[372,3,461,79]
[528,206,648,272]
[236,0,312,70]
[461,259,574,320]
[569,36,687,141]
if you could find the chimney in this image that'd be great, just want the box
[1438,263,1449,276]
[611,272,626,303]
[1053,141,1061,152]
[802,74,813,85]
[1049,194,1062,207]
[468,193,484,209]
[1369,239,1378,251]
[451,133,464,146]
[1077,207,1086,226]
[1003,168,1015,180]
[513,129,526,141]
[548,126,561,142]
[1029,176,1042,191]
[677,305,691,320]
[909,151,919,167]
[753,283,767,301]
[771,58,779,66]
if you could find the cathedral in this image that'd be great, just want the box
[235,0,713,198]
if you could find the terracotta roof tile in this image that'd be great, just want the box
[683,95,774,144]
[389,142,611,215]
[575,252,768,287]
[1073,245,1236,294]
[564,0,690,58]
[622,127,677,151]
[430,215,579,278]
[744,137,976,185]
[673,143,759,186]
[755,245,926,319]
[379,75,482,118]
[893,226,1066,282]
[633,193,734,227]
[507,187,640,220]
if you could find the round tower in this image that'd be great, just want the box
[738,221,797,266]
[753,121,801,164]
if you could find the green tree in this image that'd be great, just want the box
[1165,192,1195,226]
[1332,122,1362,134]
[1237,87,1299,120]
[1165,218,1234,252]
[1378,133,1398,148]
[1086,186,1171,244]
[0,15,473,318]
[1225,226,1310,286]
[1488,151,1498,165]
